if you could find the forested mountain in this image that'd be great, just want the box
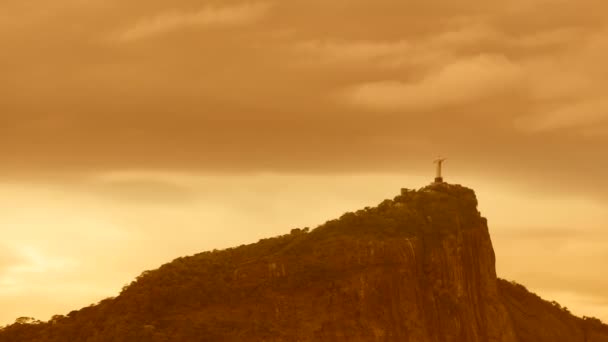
[2,183,607,341]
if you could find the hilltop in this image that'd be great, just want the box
[1,183,607,341]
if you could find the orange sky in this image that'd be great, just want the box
[1,0,608,325]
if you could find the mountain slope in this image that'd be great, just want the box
[1,183,607,341]
[499,279,608,341]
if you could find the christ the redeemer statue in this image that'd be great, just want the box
[434,158,446,183]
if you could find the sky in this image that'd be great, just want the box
[1,0,608,325]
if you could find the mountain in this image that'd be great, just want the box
[1,183,607,341]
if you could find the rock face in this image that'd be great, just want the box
[1,183,607,341]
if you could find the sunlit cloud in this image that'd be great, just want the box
[116,2,272,42]
[0,246,78,296]
[515,100,608,132]
[295,39,413,68]
[294,25,504,69]
[515,27,586,49]
[341,54,522,112]
[7,247,78,274]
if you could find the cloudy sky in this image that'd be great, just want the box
[1,0,608,325]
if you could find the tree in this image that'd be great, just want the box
[14,317,38,325]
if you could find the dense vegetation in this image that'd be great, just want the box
[1,184,606,341]
[499,279,608,341]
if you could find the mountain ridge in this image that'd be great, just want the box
[1,183,607,341]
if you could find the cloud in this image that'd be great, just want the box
[0,246,22,274]
[340,54,522,112]
[581,125,608,138]
[494,227,597,241]
[116,2,271,42]
[294,24,504,69]
[526,69,593,101]
[515,27,586,50]
[295,40,412,67]
[512,27,608,134]
[88,175,198,205]
[515,100,608,132]
[6,247,77,275]
[0,245,78,298]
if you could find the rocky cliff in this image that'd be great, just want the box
[1,183,607,341]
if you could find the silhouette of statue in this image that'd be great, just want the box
[434,158,446,183]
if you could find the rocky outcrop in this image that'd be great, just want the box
[1,183,606,341]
